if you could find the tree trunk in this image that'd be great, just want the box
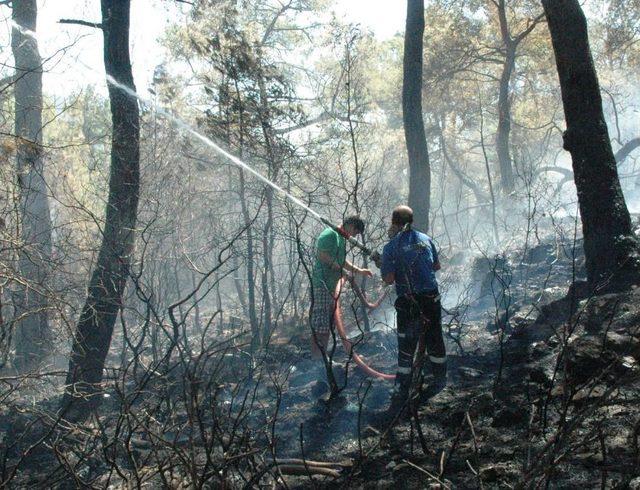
[260,189,273,344]
[231,254,248,314]
[542,0,640,290]
[403,0,431,232]
[63,0,140,411]
[232,79,260,350]
[238,169,260,349]
[496,43,516,194]
[257,73,277,345]
[11,0,53,371]
[495,0,516,194]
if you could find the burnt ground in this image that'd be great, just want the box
[244,236,640,488]
[1,233,640,488]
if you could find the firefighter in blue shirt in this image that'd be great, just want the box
[376,205,447,401]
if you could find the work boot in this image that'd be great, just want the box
[421,362,447,401]
[388,373,411,415]
[388,386,408,418]
[432,361,447,386]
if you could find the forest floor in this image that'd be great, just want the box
[2,229,640,488]
[253,234,640,488]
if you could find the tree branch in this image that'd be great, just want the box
[515,12,546,44]
[615,137,640,164]
[59,19,103,29]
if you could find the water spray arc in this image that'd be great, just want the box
[11,19,375,256]
[12,19,391,380]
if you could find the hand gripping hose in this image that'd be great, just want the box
[333,279,395,381]
[348,276,388,310]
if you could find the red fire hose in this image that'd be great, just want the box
[333,279,395,381]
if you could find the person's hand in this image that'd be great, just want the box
[358,268,373,278]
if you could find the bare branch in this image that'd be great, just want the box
[615,137,640,164]
[514,12,546,44]
[58,18,102,29]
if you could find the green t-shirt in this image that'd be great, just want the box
[311,227,346,292]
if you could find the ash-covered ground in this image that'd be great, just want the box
[2,229,640,488]
[242,230,640,488]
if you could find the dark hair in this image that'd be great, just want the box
[343,215,365,234]
[391,205,413,226]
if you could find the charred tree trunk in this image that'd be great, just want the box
[260,189,273,344]
[232,79,260,350]
[11,0,53,371]
[239,169,260,349]
[63,0,140,411]
[494,0,544,194]
[231,254,248,314]
[496,43,516,194]
[403,0,431,231]
[542,0,640,290]
[495,0,516,194]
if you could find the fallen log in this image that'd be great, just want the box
[275,464,340,478]
[274,458,351,469]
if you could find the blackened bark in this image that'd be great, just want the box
[403,0,431,231]
[542,0,640,290]
[257,75,275,345]
[495,1,544,194]
[11,0,53,370]
[239,168,260,349]
[64,0,140,410]
[496,43,516,194]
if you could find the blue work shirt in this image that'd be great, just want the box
[381,229,439,297]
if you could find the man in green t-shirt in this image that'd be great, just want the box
[309,216,372,361]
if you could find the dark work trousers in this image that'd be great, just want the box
[394,291,446,390]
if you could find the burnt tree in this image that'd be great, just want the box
[494,0,543,194]
[542,0,640,290]
[11,0,53,371]
[403,0,431,231]
[64,0,140,411]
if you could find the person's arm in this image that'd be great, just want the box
[317,250,341,271]
[431,240,442,271]
[343,259,373,277]
[317,250,372,277]
[380,244,395,285]
[382,271,395,285]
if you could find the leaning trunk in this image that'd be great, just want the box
[542,0,640,290]
[64,0,140,411]
[403,0,431,232]
[11,0,53,371]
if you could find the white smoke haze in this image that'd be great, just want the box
[2,1,640,487]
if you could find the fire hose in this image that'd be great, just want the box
[332,278,395,381]
[318,217,399,380]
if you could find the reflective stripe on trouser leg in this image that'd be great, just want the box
[396,297,419,386]
[397,321,418,380]
[415,294,445,379]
